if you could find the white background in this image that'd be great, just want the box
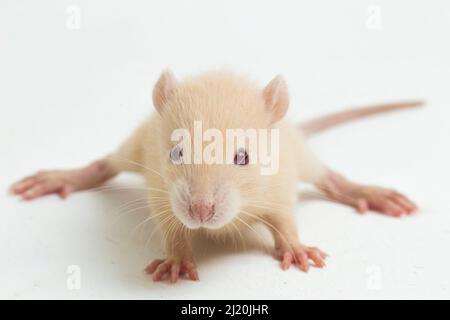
[1,0,449,299]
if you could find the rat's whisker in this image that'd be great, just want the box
[144,214,174,251]
[115,200,169,219]
[163,218,180,252]
[244,203,287,214]
[169,221,185,253]
[114,198,150,214]
[240,209,282,236]
[230,221,245,251]
[245,199,291,208]
[109,202,150,228]
[117,204,152,218]
[235,216,264,244]
[109,201,171,232]
[239,209,292,255]
[91,185,169,194]
[107,155,166,181]
[130,209,173,236]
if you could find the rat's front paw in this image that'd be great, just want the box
[10,170,77,200]
[276,244,327,272]
[145,257,199,283]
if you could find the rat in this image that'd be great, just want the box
[10,70,421,283]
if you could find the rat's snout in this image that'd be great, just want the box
[189,199,215,223]
[171,179,239,229]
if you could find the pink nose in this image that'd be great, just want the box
[189,200,215,223]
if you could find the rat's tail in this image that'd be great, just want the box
[299,100,424,137]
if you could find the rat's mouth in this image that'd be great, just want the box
[169,178,241,230]
[188,202,215,223]
[181,213,219,230]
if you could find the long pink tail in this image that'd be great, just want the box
[300,100,424,137]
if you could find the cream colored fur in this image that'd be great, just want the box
[112,70,326,242]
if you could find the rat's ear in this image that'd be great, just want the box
[153,69,178,114]
[262,75,289,124]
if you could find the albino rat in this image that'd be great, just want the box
[10,70,421,283]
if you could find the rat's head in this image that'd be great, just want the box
[152,70,289,230]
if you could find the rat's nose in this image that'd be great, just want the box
[189,200,215,223]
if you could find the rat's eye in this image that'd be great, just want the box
[234,148,249,166]
[170,145,183,164]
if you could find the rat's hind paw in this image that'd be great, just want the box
[145,257,199,283]
[356,187,417,217]
[319,170,417,217]
[332,185,417,217]
[276,244,328,272]
[9,171,76,200]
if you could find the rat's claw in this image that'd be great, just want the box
[145,257,199,283]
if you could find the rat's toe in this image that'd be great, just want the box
[182,261,199,281]
[376,199,405,217]
[280,251,293,270]
[10,176,38,195]
[22,181,64,200]
[145,259,164,274]
[305,247,326,268]
[170,264,180,283]
[389,193,417,214]
[152,262,171,281]
[146,258,198,282]
[293,249,309,272]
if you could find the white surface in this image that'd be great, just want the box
[1,0,450,299]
